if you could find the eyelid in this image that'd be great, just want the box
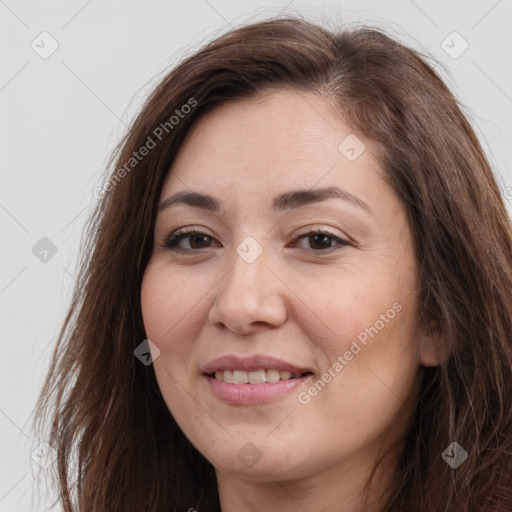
[294,226,344,240]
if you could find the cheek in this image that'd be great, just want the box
[140,262,212,430]
[294,286,419,452]
[140,262,211,396]
[141,262,207,342]
[287,260,415,358]
[291,258,420,410]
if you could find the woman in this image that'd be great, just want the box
[34,15,512,512]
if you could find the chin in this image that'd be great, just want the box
[202,438,315,481]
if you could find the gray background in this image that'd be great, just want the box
[1,0,511,510]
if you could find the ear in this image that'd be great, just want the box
[418,321,447,367]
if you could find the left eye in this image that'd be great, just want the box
[292,231,350,251]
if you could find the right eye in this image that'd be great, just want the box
[161,228,221,252]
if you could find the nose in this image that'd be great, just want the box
[208,243,287,335]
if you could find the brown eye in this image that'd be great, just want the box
[293,230,350,251]
[162,230,220,251]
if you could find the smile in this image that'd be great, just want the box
[212,369,310,384]
[202,354,314,404]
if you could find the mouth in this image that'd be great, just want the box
[209,369,313,384]
[201,354,314,404]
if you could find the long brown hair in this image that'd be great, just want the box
[33,15,512,511]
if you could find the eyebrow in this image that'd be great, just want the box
[158,186,371,214]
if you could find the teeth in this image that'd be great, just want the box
[233,370,248,385]
[213,369,305,384]
[266,369,281,383]
[248,369,266,384]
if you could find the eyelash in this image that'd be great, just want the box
[160,227,351,253]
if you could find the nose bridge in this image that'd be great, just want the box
[209,236,287,332]
[223,236,270,301]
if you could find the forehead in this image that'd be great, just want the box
[160,89,384,201]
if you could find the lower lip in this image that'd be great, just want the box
[205,374,312,405]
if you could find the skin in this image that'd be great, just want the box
[140,88,438,512]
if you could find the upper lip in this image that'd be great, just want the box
[202,355,313,375]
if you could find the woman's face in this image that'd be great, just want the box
[141,89,431,483]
